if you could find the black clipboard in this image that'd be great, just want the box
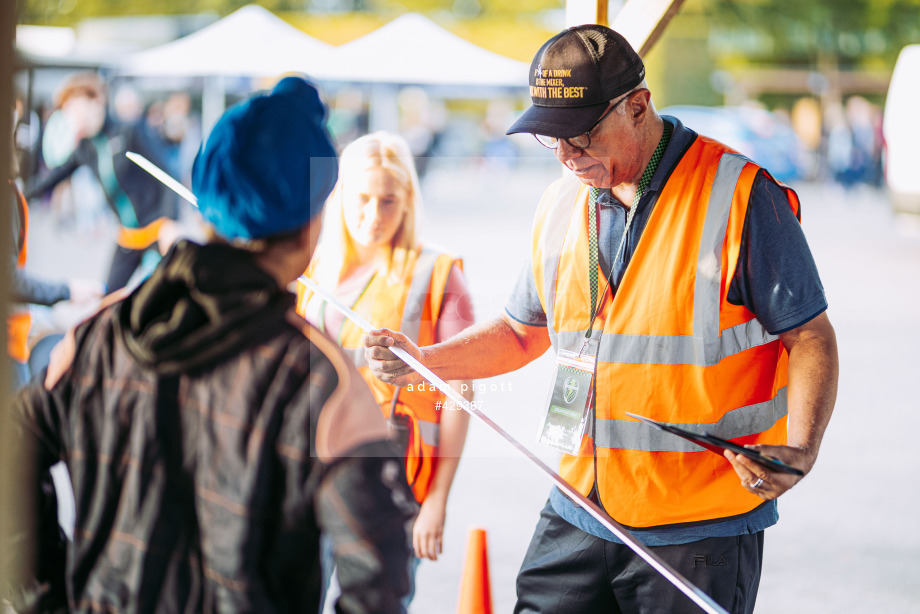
[624,412,804,476]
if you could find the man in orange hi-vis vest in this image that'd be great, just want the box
[365,25,838,614]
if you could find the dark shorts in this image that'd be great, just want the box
[515,499,764,614]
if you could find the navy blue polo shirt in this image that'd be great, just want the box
[505,116,827,546]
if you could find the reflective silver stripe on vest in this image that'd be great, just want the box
[418,419,440,447]
[694,153,747,339]
[541,153,777,367]
[554,318,777,367]
[540,176,582,348]
[400,247,441,345]
[594,387,788,451]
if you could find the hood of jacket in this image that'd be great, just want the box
[117,240,295,376]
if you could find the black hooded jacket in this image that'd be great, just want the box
[9,240,414,614]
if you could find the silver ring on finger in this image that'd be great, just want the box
[751,477,764,489]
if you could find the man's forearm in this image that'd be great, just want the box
[420,315,550,382]
[12,268,70,306]
[780,313,839,470]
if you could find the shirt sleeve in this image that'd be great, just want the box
[11,268,71,306]
[23,140,87,200]
[434,263,475,343]
[726,171,828,334]
[504,259,548,327]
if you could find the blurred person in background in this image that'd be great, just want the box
[5,101,107,614]
[481,98,521,170]
[791,97,823,180]
[824,97,884,192]
[142,91,201,235]
[13,89,41,185]
[24,71,180,291]
[327,87,368,148]
[845,96,884,187]
[112,84,144,124]
[7,106,105,390]
[397,88,444,179]
[824,101,856,188]
[297,131,474,611]
[158,92,200,185]
[4,76,415,614]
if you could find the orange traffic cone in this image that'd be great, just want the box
[457,527,494,614]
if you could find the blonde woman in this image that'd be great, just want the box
[297,131,474,606]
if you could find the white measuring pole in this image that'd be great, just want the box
[129,150,728,614]
[300,275,729,614]
[126,152,199,206]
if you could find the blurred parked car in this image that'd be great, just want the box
[883,45,920,215]
[660,105,809,183]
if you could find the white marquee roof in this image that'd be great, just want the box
[119,5,333,77]
[119,8,528,89]
[310,13,528,87]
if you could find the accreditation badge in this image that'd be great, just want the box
[537,339,598,454]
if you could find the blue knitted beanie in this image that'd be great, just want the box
[192,76,337,240]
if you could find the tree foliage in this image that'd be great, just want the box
[18,0,562,24]
[704,0,920,67]
[17,0,920,69]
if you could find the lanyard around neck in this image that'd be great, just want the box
[585,121,673,337]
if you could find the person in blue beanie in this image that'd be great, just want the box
[4,76,416,614]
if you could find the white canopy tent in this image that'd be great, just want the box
[309,13,528,88]
[117,8,529,133]
[307,13,529,131]
[118,4,332,78]
[118,5,334,132]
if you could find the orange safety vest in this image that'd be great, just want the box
[297,245,460,503]
[8,182,32,363]
[116,217,170,251]
[532,135,799,528]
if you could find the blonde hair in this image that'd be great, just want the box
[312,131,422,286]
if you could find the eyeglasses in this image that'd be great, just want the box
[533,92,632,150]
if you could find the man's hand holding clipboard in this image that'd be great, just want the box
[625,412,806,500]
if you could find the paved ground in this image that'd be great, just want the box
[25,160,920,613]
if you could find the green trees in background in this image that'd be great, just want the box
[707,0,920,68]
[636,0,920,107]
[17,0,920,70]
[18,0,561,24]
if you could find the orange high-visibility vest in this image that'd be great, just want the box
[8,182,32,363]
[532,135,799,528]
[116,217,170,250]
[297,246,460,503]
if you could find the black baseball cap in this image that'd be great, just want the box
[507,25,645,138]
